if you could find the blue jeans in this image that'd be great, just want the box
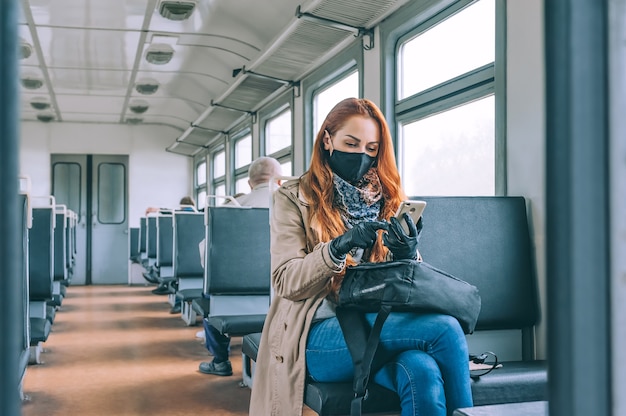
[203,318,231,362]
[306,313,472,416]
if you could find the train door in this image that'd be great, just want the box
[51,154,128,285]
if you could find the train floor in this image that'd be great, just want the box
[21,284,317,416]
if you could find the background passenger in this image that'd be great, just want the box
[248,98,472,415]
[198,156,282,377]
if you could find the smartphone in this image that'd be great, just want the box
[394,200,427,234]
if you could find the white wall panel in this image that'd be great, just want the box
[19,122,192,228]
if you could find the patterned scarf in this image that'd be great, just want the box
[333,168,383,229]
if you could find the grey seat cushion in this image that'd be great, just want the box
[208,314,266,336]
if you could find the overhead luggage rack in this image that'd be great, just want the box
[167,0,409,156]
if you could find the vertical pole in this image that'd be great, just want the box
[545,0,611,415]
[0,0,22,414]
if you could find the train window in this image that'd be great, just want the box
[211,150,226,203]
[399,0,495,99]
[195,161,206,209]
[260,98,293,176]
[197,190,207,210]
[214,184,226,198]
[265,109,291,155]
[235,177,249,194]
[213,150,226,178]
[234,134,252,169]
[280,160,292,176]
[313,71,359,134]
[196,161,206,186]
[97,163,126,224]
[400,95,495,196]
[387,0,500,196]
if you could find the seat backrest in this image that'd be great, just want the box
[65,213,74,269]
[156,214,173,268]
[203,207,271,295]
[414,196,540,331]
[18,194,31,356]
[173,212,205,278]
[146,216,157,260]
[139,217,147,255]
[29,207,54,301]
[53,209,67,282]
[129,227,139,258]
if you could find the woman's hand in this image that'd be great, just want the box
[329,221,389,259]
[383,213,422,260]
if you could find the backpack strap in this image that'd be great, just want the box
[336,305,392,416]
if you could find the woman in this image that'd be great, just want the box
[249,98,472,416]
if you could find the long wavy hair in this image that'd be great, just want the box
[300,98,406,294]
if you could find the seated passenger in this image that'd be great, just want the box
[248,98,472,415]
[198,156,282,377]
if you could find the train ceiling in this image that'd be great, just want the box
[19,0,409,156]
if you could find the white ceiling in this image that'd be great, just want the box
[18,0,409,155]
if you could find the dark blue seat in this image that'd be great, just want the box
[28,206,55,363]
[198,206,271,336]
[172,211,205,324]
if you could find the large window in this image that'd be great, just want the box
[313,71,359,136]
[264,107,293,176]
[265,110,291,156]
[394,0,498,196]
[234,134,252,169]
[399,0,495,99]
[210,150,226,205]
[195,160,206,209]
[402,96,495,196]
[232,132,252,194]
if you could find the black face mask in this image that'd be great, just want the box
[328,149,376,183]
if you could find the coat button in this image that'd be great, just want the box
[275,355,284,363]
[283,323,287,330]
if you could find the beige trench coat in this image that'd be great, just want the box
[248,177,343,416]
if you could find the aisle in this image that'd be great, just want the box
[21,285,252,416]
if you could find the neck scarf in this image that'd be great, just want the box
[333,168,383,229]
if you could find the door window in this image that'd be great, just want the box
[97,163,126,224]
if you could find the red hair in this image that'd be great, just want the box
[300,98,406,293]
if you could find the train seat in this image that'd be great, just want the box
[201,207,271,361]
[243,196,547,414]
[28,206,56,363]
[172,211,205,325]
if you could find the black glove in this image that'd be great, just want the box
[383,213,422,260]
[329,221,389,259]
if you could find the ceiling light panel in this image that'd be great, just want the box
[129,99,150,113]
[158,1,196,21]
[37,112,55,123]
[145,43,175,65]
[135,79,160,95]
[30,97,51,110]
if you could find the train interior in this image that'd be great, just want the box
[1,0,624,415]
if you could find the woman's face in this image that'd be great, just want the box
[323,116,380,158]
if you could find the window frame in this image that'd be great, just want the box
[194,158,207,208]
[301,42,363,169]
[380,0,507,195]
[259,90,294,170]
